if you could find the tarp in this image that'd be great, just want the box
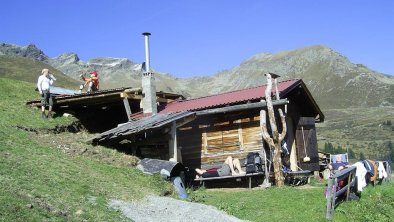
[137,158,185,177]
[50,86,80,96]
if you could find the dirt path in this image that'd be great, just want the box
[108,195,248,222]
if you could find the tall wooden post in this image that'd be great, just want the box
[169,121,178,161]
[260,73,287,187]
[326,176,336,220]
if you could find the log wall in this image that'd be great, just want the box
[178,111,265,169]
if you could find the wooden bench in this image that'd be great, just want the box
[194,172,265,189]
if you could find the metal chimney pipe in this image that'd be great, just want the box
[142,32,151,72]
[141,32,157,115]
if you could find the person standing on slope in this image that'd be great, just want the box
[37,68,56,119]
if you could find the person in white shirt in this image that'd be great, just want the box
[37,68,56,119]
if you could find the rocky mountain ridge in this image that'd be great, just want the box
[1,43,393,109]
[0,43,48,62]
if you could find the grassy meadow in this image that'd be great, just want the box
[0,76,393,221]
[0,78,173,221]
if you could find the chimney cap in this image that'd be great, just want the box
[142,32,151,36]
[264,72,280,79]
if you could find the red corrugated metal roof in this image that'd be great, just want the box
[160,79,300,113]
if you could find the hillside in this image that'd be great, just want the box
[316,107,394,161]
[0,55,81,89]
[0,78,174,221]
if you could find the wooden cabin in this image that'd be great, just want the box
[89,79,324,173]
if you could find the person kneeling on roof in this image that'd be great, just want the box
[195,156,246,178]
[80,71,99,93]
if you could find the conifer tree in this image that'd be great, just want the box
[359,152,366,160]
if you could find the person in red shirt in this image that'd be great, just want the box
[80,71,99,93]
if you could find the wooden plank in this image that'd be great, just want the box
[122,97,132,121]
[123,88,142,93]
[202,132,208,154]
[242,123,262,151]
[195,172,264,181]
[120,93,143,100]
[222,129,239,141]
[178,111,268,168]
[55,91,126,105]
[238,125,244,151]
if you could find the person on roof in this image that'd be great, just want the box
[37,68,56,119]
[80,71,99,93]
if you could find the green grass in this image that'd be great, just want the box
[0,78,73,128]
[189,181,394,222]
[335,183,394,222]
[0,77,173,221]
[0,56,80,89]
[190,186,326,222]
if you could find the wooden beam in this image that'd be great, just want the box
[120,89,174,103]
[50,92,123,106]
[176,114,196,128]
[124,88,141,93]
[123,97,132,121]
[120,93,143,100]
[157,98,174,103]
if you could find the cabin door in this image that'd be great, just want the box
[295,117,320,171]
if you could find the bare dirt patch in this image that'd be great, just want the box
[108,195,247,222]
[20,123,140,167]
[16,121,85,134]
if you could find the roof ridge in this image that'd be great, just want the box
[177,78,299,103]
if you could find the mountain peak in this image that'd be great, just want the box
[53,53,80,65]
[87,57,134,69]
[246,45,342,62]
[240,44,356,78]
[0,43,48,62]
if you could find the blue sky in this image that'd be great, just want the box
[1,1,393,77]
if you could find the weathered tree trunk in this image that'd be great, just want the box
[260,73,287,187]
